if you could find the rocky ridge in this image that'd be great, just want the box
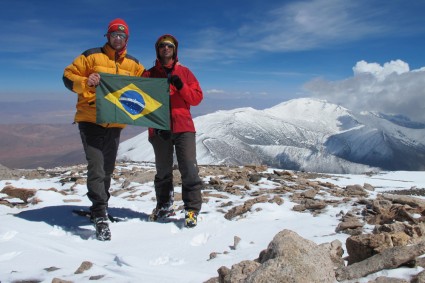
[1,163,425,282]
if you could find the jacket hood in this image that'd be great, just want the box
[155,34,179,61]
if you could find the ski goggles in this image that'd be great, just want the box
[109,32,127,39]
[158,42,175,48]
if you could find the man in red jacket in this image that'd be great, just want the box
[143,34,203,228]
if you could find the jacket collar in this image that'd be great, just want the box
[103,43,127,60]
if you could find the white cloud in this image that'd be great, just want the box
[304,60,425,122]
[186,0,399,61]
[206,89,225,94]
[237,0,388,52]
[353,60,410,81]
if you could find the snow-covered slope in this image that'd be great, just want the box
[118,98,425,173]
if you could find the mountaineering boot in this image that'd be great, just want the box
[149,204,176,222]
[184,210,198,228]
[93,217,111,241]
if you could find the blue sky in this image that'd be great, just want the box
[2,0,425,122]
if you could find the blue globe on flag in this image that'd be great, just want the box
[119,90,146,115]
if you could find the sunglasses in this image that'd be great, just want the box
[109,32,127,39]
[158,42,175,48]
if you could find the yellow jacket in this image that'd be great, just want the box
[63,43,145,128]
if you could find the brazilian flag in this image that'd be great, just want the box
[96,73,170,130]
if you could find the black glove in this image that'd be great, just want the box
[169,75,183,90]
[154,129,172,140]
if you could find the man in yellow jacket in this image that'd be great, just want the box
[63,18,145,241]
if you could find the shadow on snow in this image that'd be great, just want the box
[13,205,150,240]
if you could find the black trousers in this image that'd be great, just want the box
[149,131,203,212]
[79,122,122,218]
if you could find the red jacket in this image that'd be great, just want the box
[143,34,203,136]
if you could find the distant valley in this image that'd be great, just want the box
[0,124,144,169]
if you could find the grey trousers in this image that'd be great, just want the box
[149,131,203,212]
[79,122,122,218]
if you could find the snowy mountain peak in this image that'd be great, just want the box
[118,98,425,173]
[266,98,358,132]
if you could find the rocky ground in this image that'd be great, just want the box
[1,163,425,282]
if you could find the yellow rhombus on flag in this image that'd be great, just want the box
[104,83,162,120]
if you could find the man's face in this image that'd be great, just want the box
[108,32,127,51]
[158,42,175,60]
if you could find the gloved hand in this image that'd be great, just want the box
[154,129,172,140]
[169,75,183,90]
